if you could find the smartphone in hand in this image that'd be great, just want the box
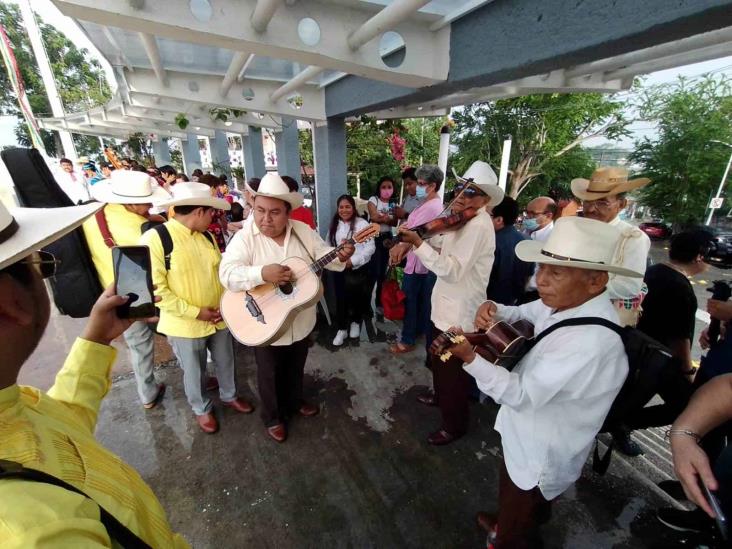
[112,246,156,319]
[703,482,729,541]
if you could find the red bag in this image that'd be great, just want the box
[381,267,406,321]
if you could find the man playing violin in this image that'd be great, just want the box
[441,217,641,548]
[391,160,500,446]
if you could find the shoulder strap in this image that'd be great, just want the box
[532,316,623,347]
[202,230,215,247]
[152,224,174,271]
[0,460,152,549]
[94,208,116,248]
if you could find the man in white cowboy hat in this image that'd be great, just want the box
[446,216,641,548]
[83,169,171,410]
[0,200,189,547]
[395,160,501,446]
[219,173,355,443]
[142,182,255,434]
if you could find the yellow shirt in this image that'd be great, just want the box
[0,339,189,548]
[139,218,226,338]
[219,219,345,345]
[82,203,149,287]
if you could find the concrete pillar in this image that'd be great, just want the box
[182,133,202,177]
[210,130,231,176]
[274,117,301,183]
[242,126,266,180]
[313,117,346,238]
[152,138,171,166]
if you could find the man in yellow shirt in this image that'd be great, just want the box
[83,170,171,409]
[0,199,189,547]
[142,182,254,433]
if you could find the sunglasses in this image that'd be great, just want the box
[21,250,60,279]
[454,183,487,198]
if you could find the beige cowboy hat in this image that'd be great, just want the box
[91,169,171,205]
[515,216,643,277]
[0,199,102,271]
[250,173,303,210]
[452,160,504,206]
[571,167,650,201]
[155,182,231,210]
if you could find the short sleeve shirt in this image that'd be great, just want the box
[637,263,697,345]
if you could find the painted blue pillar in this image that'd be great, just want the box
[313,117,346,238]
[242,126,265,180]
[152,138,170,166]
[210,130,231,176]
[182,133,202,177]
[274,117,300,183]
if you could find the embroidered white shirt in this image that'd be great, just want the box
[332,217,375,270]
[607,216,650,300]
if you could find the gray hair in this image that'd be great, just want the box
[415,164,444,191]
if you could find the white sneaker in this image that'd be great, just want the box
[349,322,361,339]
[332,329,347,346]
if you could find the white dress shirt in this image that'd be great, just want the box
[463,291,628,500]
[526,221,554,290]
[332,217,375,270]
[219,219,345,346]
[413,208,495,332]
[607,216,650,300]
[55,168,90,204]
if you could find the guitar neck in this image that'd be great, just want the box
[310,238,354,273]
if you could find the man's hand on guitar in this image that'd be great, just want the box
[475,301,498,331]
[262,264,292,285]
[442,327,476,364]
[337,241,355,263]
[397,226,422,248]
[197,307,222,324]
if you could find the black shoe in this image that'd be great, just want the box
[612,430,644,457]
[657,507,716,534]
[658,479,688,502]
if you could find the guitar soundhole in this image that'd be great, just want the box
[279,282,294,295]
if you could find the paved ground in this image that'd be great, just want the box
[17,240,730,548]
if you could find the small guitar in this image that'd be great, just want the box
[430,320,534,371]
[221,223,380,346]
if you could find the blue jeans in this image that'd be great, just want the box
[401,271,436,345]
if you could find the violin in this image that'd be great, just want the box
[395,206,478,242]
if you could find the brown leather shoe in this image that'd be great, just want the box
[196,412,218,434]
[416,393,438,407]
[143,383,166,410]
[205,376,219,391]
[298,402,320,417]
[476,511,498,536]
[223,398,255,414]
[267,423,287,443]
[427,429,463,446]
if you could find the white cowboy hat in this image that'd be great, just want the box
[571,167,651,201]
[91,170,171,205]
[452,161,504,206]
[0,200,102,271]
[250,173,304,210]
[515,216,643,277]
[155,182,230,210]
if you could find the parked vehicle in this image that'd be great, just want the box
[705,230,732,269]
[639,221,672,240]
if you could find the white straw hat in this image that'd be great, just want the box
[515,216,643,277]
[0,200,102,271]
[453,161,504,206]
[250,173,304,210]
[571,167,651,201]
[155,182,230,210]
[91,169,171,204]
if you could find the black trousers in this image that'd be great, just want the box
[333,266,372,330]
[370,233,391,308]
[429,324,472,434]
[253,338,309,427]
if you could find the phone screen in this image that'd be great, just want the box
[112,246,156,319]
[703,482,729,541]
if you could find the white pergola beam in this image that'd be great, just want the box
[221,52,254,97]
[40,118,189,140]
[138,32,168,86]
[125,68,326,120]
[52,0,449,87]
[604,41,732,79]
[348,0,431,51]
[250,0,283,33]
[90,115,194,138]
[117,105,251,135]
[429,0,495,31]
[101,25,133,71]
[270,65,324,103]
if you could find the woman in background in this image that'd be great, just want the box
[367,176,397,315]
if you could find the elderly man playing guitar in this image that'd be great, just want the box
[219,174,355,443]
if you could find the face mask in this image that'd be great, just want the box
[380,188,393,200]
[415,186,428,199]
[523,217,539,232]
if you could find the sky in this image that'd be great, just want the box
[1,0,731,151]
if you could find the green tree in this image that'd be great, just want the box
[630,75,732,228]
[451,91,629,198]
[0,3,111,155]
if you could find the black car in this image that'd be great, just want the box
[706,230,732,269]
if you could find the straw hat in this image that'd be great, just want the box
[0,200,102,271]
[155,182,230,210]
[453,161,504,206]
[515,216,643,277]
[250,173,304,209]
[91,170,171,205]
[571,167,650,201]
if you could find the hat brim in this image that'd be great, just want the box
[454,171,504,207]
[91,182,172,205]
[0,202,103,271]
[571,177,651,201]
[251,190,304,210]
[156,196,231,210]
[515,240,643,278]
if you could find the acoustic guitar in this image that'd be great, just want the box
[221,223,380,346]
[430,320,534,371]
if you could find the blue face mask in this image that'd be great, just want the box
[415,185,428,199]
[523,217,539,232]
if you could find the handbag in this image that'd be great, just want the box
[381,266,406,321]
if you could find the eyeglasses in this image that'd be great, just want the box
[21,250,60,279]
[582,198,619,211]
[454,184,487,198]
[524,210,548,218]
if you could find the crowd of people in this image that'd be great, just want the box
[0,153,730,548]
